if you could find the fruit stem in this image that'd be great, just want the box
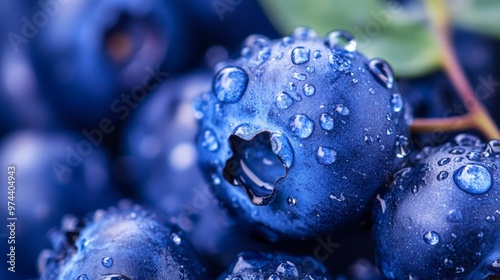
[412,0,500,139]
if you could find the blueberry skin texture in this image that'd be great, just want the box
[40,205,209,280]
[31,0,189,126]
[218,251,332,280]
[373,134,500,279]
[196,28,411,240]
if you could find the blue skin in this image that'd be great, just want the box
[0,131,118,279]
[196,28,411,240]
[29,0,190,126]
[373,134,500,279]
[40,205,209,279]
[218,251,332,280]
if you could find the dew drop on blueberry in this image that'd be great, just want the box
[335,104,350,116]
[316,146,337,165]
[423,231,440,245]
[319,113,334,131]
[453,164,492,194]
[438,158,451,166]
[101,257,113,268]
[368,58,394,89]
[395,135,411,158]
[289,114,314,139]
[77,275,89,280]
[466,152,481,161]
[201,129,219,152]
[453,134,480,146]
[213,67,249,103]
[313,50,321,59]
[293,27,317,40]
[486,215,496,222]
[437,171,449,181]
[390,93,403,113]
[276,92,294,109]
[306,66,315,73]
[276,261,299,278]
[485,139,500,154]
[329,52,352,72]
[449,148,465,155]
[325,30,357,52]
[287,196,298,206]
[292,72,307,81]
[171,233,181,245]
[291,47,310,65]
[447,209,463,223]
[444,258,454,268]
[303,84,315,97]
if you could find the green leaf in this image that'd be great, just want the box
[450,0,500,38]
[259,0,441,77]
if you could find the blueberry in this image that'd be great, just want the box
[39,204,208,279]
[196,28,411,239]
[0,130,118,279]
[218,251,332,280]
[30,0,191,126]
[373,134,500,279]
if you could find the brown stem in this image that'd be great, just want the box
[410,115,474,134]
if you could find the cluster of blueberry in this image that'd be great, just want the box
[0,0,499,279]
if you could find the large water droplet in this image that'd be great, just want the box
[325,30,357,52]
[390,93,403,113]
[101,257,113,268]
[291,47,310,65]
[276,92,294,109]
[201,129,219,152]
[453,164,492,194]
[224,132,286,205]
[320,113,334,131]
[395,135,411,158]
[316,146,337,165]
[270,132,294,168]
[447,209,463,222]
[303,84,316,97]
[423,231,440,245]
[329,52,352,72]
[213,67,248,103]
[335,104,350,116]
[276,261,299,278]
[289,114,314,139]
[369,58,394,89]
[485,139,500,155]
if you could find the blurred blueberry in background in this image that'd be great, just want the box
[0,130,119,279]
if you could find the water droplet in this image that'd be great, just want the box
[306,66,315,73]
[325,30,357,52]
[267,274,280,280]
[466,152,481,161]
[438,158,451,166]
[287,196,298,206]
[364,135,374,144]
[368,88,375,94]
[486,215,496,222]
[171,233,181,245]
[423,231,440,245]
[411,185,419,194]
[101,257,113,268]
[276,261,299,278]
[369,58,394,89]
[303,84,316,97]
[449,148,465,155]
[492,259,500,268]
[335,104,350,116]
[291,47,310,65]
[352,78,358,84]
[454,157,464,162]
[447,209,463,222]
[444,258,454,268]
[289,82,297,92]
[485,139,500,155]
[437,171,449,181]
[455,266,465,274]
[386,127,394,135]
[386,113,393,121]
[454,134,480,146]
[77,275,89,280]
[100,274,131,280]
[292,72,306,81]
[390,93,403,113]
[313,50,322,59]
[276,52,284,60]
[453,164,492,194]
[270,132,294,168]
[289,114,314,138]
[213,67,248,103]
[316,146,337,165]
[276,92,294,109]
[255,47,271,66]
[281,36,294,47]
[395,135,411,158]
[320,113,334,131]
[224,132,286,205]
[329,52,352,72]
[293,27,317,40]
[201,129,219,152]
[240,47,252,58]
